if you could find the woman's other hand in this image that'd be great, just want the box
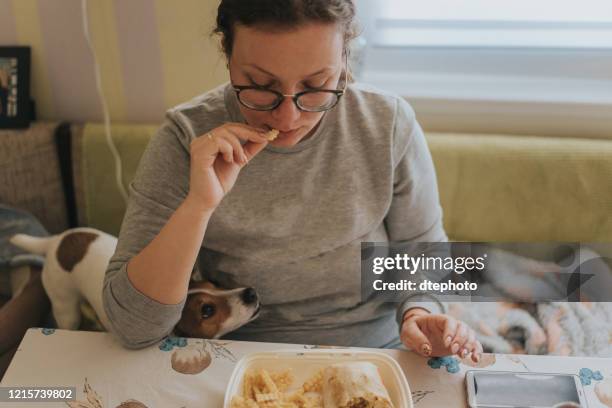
[400,308,483,362]
[186,123,269,212]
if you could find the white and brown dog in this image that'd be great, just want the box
[9,227,260,338]
[176,280,261,339]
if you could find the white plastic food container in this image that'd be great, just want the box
[223,349,413,408]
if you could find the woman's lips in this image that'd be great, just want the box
[277,128,300,139]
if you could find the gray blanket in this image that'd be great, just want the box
[0,204,48,297]
[447,247,612,357]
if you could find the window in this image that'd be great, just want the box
[355,0,612,138]
[375,0,612,49]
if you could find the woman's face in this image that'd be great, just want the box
[229,23,345,148]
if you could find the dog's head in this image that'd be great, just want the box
[175,280,260,339]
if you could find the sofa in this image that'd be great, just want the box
[74,123,612,244]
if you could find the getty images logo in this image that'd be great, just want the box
[371,253,487,275]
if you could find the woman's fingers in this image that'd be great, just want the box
[192,124,269,166]
[441,316,457,349]
[243,138,269,162]
[401,314,482,361]
[223,125,269,163]
[400,317,432,356]
[214,136,235,163]
[459,329,476,359]
[476,341,484,361]
[470,340,484,362]
[223,123,269,143]
[186,122,269,211]
[215,124,270,164]
[220,132,248,164]
[450,321,468,355]
[231,122,269,133]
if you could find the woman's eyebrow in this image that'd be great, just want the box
[245,64,334,79]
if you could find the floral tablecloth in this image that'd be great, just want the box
[1,328,611,407]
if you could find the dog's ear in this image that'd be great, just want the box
[188,279,217,290]
[201,281,216,290]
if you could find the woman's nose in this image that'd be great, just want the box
[271,96,300,129]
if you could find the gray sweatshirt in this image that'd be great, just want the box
[102,82,447,349]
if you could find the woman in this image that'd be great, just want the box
[103,0,482,362]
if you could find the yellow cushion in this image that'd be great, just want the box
[81,123,159,236]
[428,133,612,241]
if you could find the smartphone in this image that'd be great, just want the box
[465,370,588,408]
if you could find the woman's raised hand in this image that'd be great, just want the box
[186,123,269,212]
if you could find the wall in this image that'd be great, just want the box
[0,0,228,123]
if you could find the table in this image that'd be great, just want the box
[1,328,611,407]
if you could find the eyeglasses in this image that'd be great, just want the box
[231,56,349,112]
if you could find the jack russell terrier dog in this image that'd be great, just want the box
[9,227,260,339]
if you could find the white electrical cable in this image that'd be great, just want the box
[80,0,128,203]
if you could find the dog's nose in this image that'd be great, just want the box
[241,287,258,304]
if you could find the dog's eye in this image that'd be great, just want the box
[201,304,216,319]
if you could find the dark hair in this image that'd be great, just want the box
[213,0,359,59]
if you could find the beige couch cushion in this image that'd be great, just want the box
[0,122,68,234]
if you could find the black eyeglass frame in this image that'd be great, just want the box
[233,86,345,112]
[231,54,349,112]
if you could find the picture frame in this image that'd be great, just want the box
[0,46,31,129]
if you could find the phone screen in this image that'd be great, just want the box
[470,371,581,407]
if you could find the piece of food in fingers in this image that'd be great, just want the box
[264,128,279,141]
[323,362,394,408]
